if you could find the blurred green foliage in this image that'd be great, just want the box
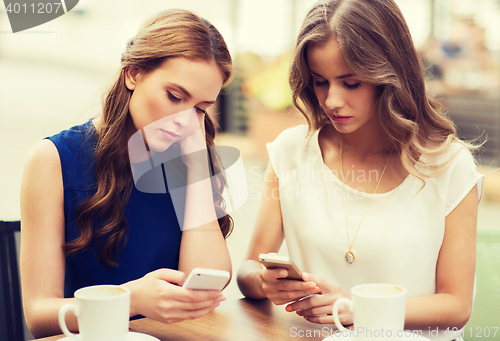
[464,229,500,340]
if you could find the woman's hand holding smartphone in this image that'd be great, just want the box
[258,253,321,305]
[124,269,225,324]
[182,268,230,290]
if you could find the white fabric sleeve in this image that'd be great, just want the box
[266,125,308,181]
[439,146,485,216]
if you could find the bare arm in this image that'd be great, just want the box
[177,159,232,282]
[404,184,478,330]
[237,162,320,302]
[20,139,77,338]
[174,114,232,282]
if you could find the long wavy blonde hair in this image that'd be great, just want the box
[290,0,477,182]
[67,9,234,266]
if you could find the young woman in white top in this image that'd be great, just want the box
[237,1,483,340]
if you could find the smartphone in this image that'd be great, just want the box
[182,268,230,290]
[258,253,303,281]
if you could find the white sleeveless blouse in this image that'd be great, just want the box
[267,125,484,341]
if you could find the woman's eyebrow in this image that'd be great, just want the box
[170,83,215,104]
[310,70,354,79]
[310,70,323,78]
[170,83,192,98]
[336,73,354,79]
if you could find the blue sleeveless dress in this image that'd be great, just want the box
[47,120,182,298]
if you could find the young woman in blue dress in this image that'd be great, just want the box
[20,9,233,338]
[237,1,483,339]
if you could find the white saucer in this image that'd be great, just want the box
[323,333,430,340]
[58,331,159,340]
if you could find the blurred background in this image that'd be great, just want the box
[0,0,498,340]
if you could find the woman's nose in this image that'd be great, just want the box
[324,86,345,111]
[172,109,192,127]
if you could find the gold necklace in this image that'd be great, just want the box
[340,134,393,264]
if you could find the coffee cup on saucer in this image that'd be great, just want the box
[332,283,407,341]
[58,285,130,341]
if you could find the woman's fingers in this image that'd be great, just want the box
[303,315,334,324]
[285,294,319,312]
[283,288,354,326]
[165,292,223,311]
[268,290,311,306]
[295,303,332,317]
[260,267,285,280]
[265,285,320,305]
[302,309,352,325]
[159,300,221,323]
[163,284,223,307]
[175,288,223,303]
[268,279,318,292]
[301,272,328,290]
[260,268,321,305]
[153,268,187,286]
[153,288,224,323]
[261,268,319,291]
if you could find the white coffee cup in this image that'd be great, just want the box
[58,285,131,341]
[332,283,407,341]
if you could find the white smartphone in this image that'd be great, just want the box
[258,253,303,281]
[182,268,230,290]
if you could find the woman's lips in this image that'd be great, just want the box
[328,114,352,123]
[160,129,180,141]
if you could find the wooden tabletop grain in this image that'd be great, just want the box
[36,298,332,341]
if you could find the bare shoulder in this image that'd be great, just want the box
[25,139,60,168]
[21,139,63,207]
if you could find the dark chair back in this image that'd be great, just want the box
[0,221,25,341]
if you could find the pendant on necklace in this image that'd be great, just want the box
[345,250,355,264]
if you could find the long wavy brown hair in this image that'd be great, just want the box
[289,0,477,182]
[66,9,234,267]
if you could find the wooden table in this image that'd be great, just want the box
[37,298,334,340]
